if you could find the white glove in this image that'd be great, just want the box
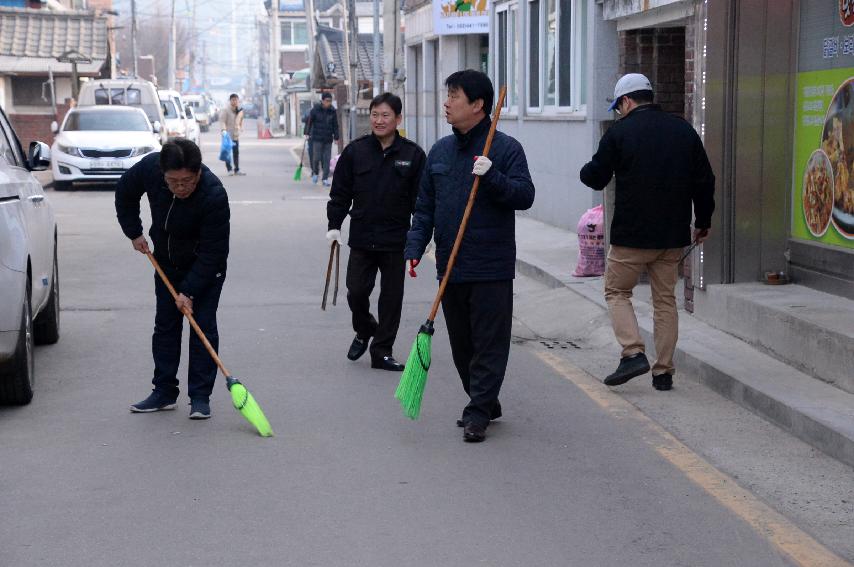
[472,155,492,176]
[326,229,341,243]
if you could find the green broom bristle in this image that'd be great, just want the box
[228,379,274,437]
[395,331,432,419]
[293,164,303,181]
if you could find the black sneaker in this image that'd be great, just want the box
[457,400,502,427]
[130,392,176,413]
[347,335,370,361]
[652,373,673,391]
[604,353,651,386]
[463,422,487,443]
[189,399,211,419]
[371,355,405,371]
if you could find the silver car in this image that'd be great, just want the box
[0,107,59,405]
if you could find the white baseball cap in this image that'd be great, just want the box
[607,73,653,111]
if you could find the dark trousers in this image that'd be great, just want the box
[441,280,513,427]
[226,140,240,172]
[311,140,332,180]
[346,248,405,360]
[151,271,225,401]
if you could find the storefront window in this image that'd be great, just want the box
[495,5,518,108]
[526,0,587,113]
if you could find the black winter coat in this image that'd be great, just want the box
[405,117,535,283]
[328,132,426,251]
[115,153,230,298]
[306,104,340,143]
[580,104,715,249]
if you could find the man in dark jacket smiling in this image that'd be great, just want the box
[580,73,715,392]
[405,70,535,443]
[327,93,426,371]
[116,139,230,420]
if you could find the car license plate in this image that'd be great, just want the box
[95,160,123,169]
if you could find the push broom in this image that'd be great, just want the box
[395,85,507,420]
[293,139,307,181]
[146,252,274,437]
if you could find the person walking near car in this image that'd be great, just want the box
[579,73,715,392]
[306,92,340,186]
[327,93,426,371]
[220,93,245,176]
[405,70,535,443]
[115,139,230,420]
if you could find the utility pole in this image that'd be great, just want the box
[201,40,207,91]
[305,0,316,75]
[382,0,400,96]
[341,0,357,140]
[372,0,380,97]
[168,0,176,90]
[188,0,197,89]
[269,0,280,128]
[131,0,138,76]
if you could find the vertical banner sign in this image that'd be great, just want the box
[433,0,489,35]
[792,2,854,248]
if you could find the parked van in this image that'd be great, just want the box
[77,79,165,143]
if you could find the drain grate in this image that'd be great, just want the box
[539,340,581,350]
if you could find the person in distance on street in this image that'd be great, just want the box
[327,93,426,371]
[220,93,245,176]
[307,92,340,187]
[405,70,535,443]
[116,139,230,420]
[579,73,715,392]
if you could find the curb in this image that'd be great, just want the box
[516,254,854,469]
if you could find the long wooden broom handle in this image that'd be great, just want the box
[145,252,232,378]
[427,86,507,321]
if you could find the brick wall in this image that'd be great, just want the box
[9,102,72,150]
[619,27,686,117]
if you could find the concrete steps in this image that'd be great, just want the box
[514,215,854,468]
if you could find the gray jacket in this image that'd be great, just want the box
[219,106,244,140]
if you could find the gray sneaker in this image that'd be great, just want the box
[130,392,177,413]
[189,399,211,420]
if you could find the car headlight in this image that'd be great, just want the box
[57,144,82,157]
[130,146,155,157]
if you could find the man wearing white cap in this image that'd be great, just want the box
[579,73,716,391]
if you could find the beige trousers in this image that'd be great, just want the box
[604,245,682,376]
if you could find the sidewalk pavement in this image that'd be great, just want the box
[514,213,854,469]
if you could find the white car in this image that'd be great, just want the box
[183,105,202,145]
[184,94,211,131]
[0,107,59,405]
[160,97,187,141]
[51,106,161,190]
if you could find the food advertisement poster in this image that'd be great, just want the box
[792,2,854,249]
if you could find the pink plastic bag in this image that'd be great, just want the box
[573,204,605,277]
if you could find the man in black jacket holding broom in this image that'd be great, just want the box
[327,93,426,371]
[405,70,535,442]
[116,139,230,420]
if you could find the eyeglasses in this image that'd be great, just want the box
[164,174,198,189]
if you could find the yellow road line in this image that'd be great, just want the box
[534,349,853,567]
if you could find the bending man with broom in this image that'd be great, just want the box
[404,70,535,442]
[327,93,426,371]
[116,139,230,420]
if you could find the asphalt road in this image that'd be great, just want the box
[0,124,847,566]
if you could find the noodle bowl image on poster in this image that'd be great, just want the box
[802,149,834,237]
[820,77,854,239]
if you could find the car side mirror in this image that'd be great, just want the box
[50,121,59,134]
[28,141,51,171]
[152,121,162,133]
